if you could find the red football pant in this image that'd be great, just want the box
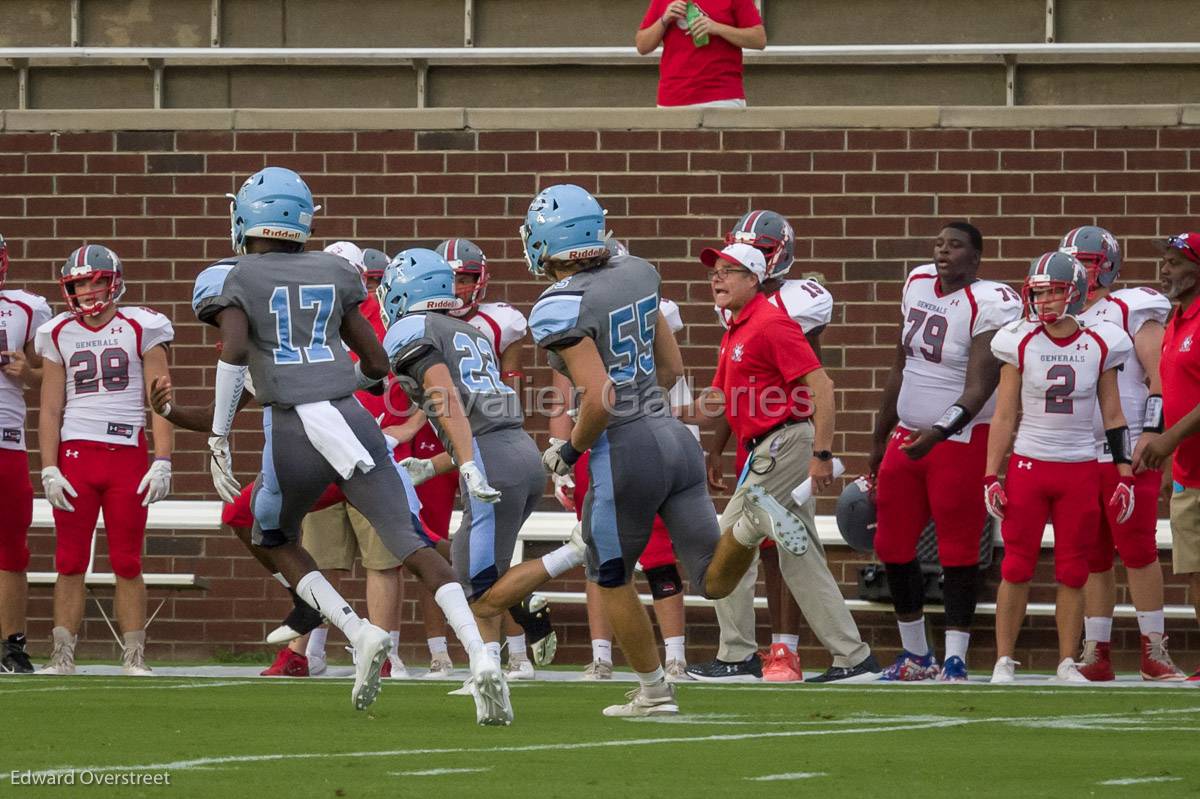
[0,449,34,572]
[874,424,989,568]
[573,451,677,568]
[1000,456,1099,589]
[1089,464,1161,572]
[54,439,148,579]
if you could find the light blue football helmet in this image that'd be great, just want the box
[377,248,463,328]
[519,184,609,277]
[228,167,321,254]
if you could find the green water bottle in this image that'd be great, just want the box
[686,1,709,47]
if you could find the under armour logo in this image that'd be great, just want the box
[1017,460,1032,470]
[419,442,436,452]
[111,326,123,334]
[732,343,745,362]
[949,299,960,306]
[1075,342,1088,350]
[65,449,79,459]
[0,310,12,318]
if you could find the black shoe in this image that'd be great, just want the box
[807,654,882,684]
[281,590,324,637]
[509,594,556,667]
[684,654,762,682]
[1,635,35,674]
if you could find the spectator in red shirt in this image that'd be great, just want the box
[636,0,766,108]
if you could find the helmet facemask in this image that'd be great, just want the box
[62,271,123,319]
[1022,276,1077,325]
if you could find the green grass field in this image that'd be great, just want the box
[3,676,1199,798]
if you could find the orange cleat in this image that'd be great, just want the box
[260,647,309,677]
[762,643,802,683]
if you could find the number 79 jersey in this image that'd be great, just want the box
[35,307,174,446]
[991,318,1133,462]
[896,264,1022,440]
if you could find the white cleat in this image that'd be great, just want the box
[602,682,679,717]
[386,654,410,679]
[423,655,454,679]
[1055,657,1089,683]
[266,624,303,646]
[448,678,473,696]
[470,653,513,727]
[583,660,613,680]
[990,656,1019,684]
[37,627,77,676]
[505,657,536,681]
[121,640,154,677]
[743,486,810,556]
[350,624,391,711]
[664,659,689,682]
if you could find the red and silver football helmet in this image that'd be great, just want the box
[1059,225,1121,295]
[436,238,488,317]
[0,234,8,290]
[725,210,795,279]
[60,244,125,318]
[1023,251,1088,324]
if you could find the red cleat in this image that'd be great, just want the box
[762,643,802,683]
[1140,635,1186,682]
[1188,667,1200,683]
[1077,641,1114,682]
[261,647,309,677]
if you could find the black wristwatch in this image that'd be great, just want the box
[813,450,833,462]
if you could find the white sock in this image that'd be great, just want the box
[427,636,448,658]
[485,641,502,662]
[306,627,328,659]
[898,617,929,656]
[1136,610,1165,637]
[664,635,686,662]
[592,639,613,664]
[1084,616,1113,643]
[636,666,666,687]
[389,631,400,658]
[542,543,585,578]
[507,634,527,661]
[778,634,800,654]
[434,583,484,658]
[272,572,290,589]
[295,572,363,640]
[771,633,783,645]
[944,630,970,662]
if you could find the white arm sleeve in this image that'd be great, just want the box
[212,360,247,436]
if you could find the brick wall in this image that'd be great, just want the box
[3,124,1197,671]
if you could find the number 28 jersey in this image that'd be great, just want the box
[896,264,1022,441]
[35,307,174,446]
[991,318,1132,462]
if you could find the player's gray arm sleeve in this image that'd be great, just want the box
[392,341,442,383]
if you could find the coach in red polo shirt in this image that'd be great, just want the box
[1137,233,1200,677]
[689,243,879,684]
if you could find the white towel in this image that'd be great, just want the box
[295,401,375,479]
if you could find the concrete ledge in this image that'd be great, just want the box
[4,105,1200,132]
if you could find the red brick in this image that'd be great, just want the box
[656,174,715,194]
[266,153,326,174]
[937,150,998,171]
[567,152,627,171]
[1034,172,1094,193]
[661,130,721,151]
[845,173,905,193]
[784,130,846,150]
[0,154,24,174]
[1126,194,1188,215]
[1064,195,1125,215]
[1034,129,1095,149]
[446,152,507,173]
[1096,129,1159,149]
[506,152,567,172]
[812,151,872,171]
[56,174,114,194]
[446,195,507,216]
[325,152,385,173]
[295,132,355,151]
[909,173,969,193]
[538,131,598,150]
[722,130,783,151]
[847,130,906,151]
[385,152,445,172]
[909,129,969,150]
[1158,129,1200,149]
[1001,194,1062,215]
[0,133,54,153]
[86,195,144,216]
[813,196,873,216]
[971,130,1032,149]
[206,153,267,173]
[875,150,935,171]
[969,172,1031,193]
[749,151,812,172]
[234,131,294,151]
[386,195,445,216]
[1000,150,1062,171]
[874,194,935,215]
[56,216,115,238]
[176,131,234,151]
[55,132,114,152]
[938,195,1000,216]
[599,131,659,151]
[355,130,415,151]
[479,131,536,151]
[783,173,843,194]
[27,196,83,216]
[1097,172,1155,193]
[1127,150,1187,170]
[687,195,748,216]
[27,153,86,173]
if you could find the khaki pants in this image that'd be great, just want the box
[1171,485,1200,575]
[715,422,871,667]
[301,503,402,572]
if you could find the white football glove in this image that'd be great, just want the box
[460,460,501,504]
[541,437,574,477]
[41,466,78,512]
[137,459,173,507]
[399,456,437,487]
[207,435,241,504]
[552,472,576,512]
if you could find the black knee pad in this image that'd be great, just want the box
[941,565,980,628]
[884,559,925,616]
[597,558,629,588]
[644,564,683,600]
[257,528,289,549]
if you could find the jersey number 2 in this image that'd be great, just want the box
[1044,364,1075,414]
[902,308,947,363]
[270,285,335,365]
[608,294,657,384]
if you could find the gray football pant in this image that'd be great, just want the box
[715,422,871,668]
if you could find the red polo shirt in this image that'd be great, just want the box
[640,0,762,107]
[712,292,822,446]
[354,293,388,417]
[1162,297,1200,488]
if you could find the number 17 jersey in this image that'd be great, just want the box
[896,264,1022,441]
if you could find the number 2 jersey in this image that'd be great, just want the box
[34,306,174,446]
[0,289,53,451]
[897,264,1022,441]
[192,251,366,408]
[991,318,1133,462]
[530,253,668,428]
[383,310,522,439]
[1078,287,1171,461]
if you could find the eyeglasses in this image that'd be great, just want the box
[707,267,753,280]
[1166,236,1200,264]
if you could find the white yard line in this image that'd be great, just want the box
[747,772,828,782]
[1098,777,1184,786]
[389,768,493,777]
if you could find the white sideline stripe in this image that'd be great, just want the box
[748,772,828,782]
[390,768,492,777]
[1098,777,1184,786]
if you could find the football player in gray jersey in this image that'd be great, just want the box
[379,249,586,675]
[191,167,510,725]
[524,185,780,717]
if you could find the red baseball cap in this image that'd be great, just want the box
[1154,233,1200,265]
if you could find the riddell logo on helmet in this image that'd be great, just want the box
[564,246,607,260]
[259,227,303,241]
[425,298,459,310]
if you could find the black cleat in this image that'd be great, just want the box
[509,594,557,667]
[1,634,35,674]
[684,654,763,682]
[807,654,883,684]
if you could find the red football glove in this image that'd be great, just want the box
[983,474,1007,521]
[1108,475,1136,525]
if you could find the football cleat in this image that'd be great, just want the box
[881,650,939,682]
[261,647,309,677]
[583,660,613,680]
[990,656,1019,684]
[1077,640,1114,682]
[510,594,557,667]
[937,655,969,683]
[350,624,391,711]
[505,657,536,681]
[470,654,513,726]
[807,654,882,684]
[423,654,454,679]
[382,654,410,680]
[602,683,679,717]
[743,486,810,556]
[664,658,689,682]
[1055,658,1089,683]
[1188,666,1200,682]
[761,644,802,683]
[121,632,154,677]
[36,627,77,676]
[448,678,474,696]
[685,653,762,683]
[1140,635,1187,682]
[1,635,35,674]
